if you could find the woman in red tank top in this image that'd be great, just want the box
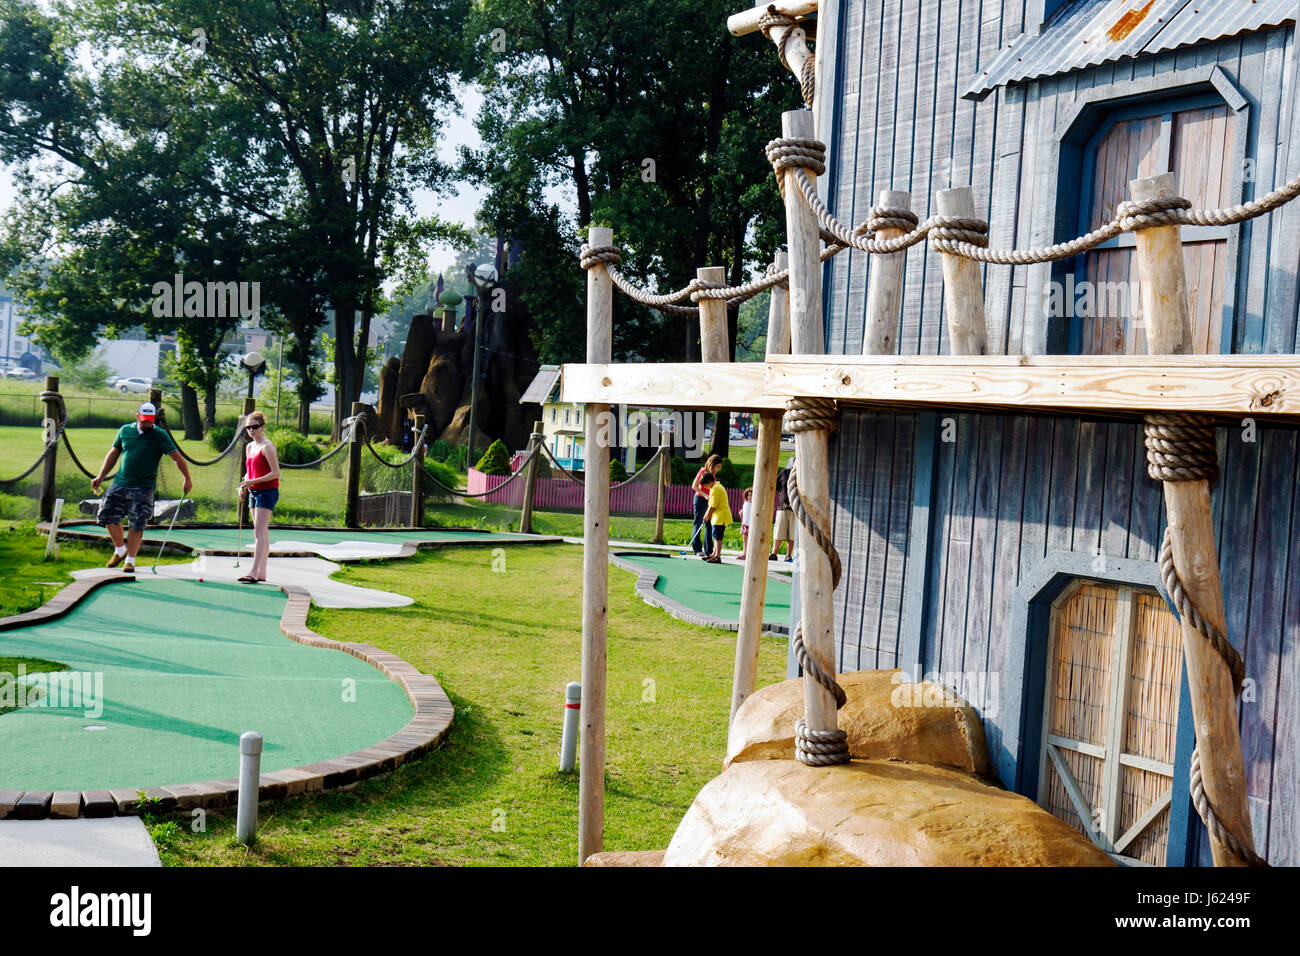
[237,411,281,583]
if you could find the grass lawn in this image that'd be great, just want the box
[0,656,68,716]
[0,522,184,617]
[140,543,789,865]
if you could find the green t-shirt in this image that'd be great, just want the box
[111,423,179,489]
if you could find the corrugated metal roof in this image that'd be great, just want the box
[519,365,560,405]
[964,0,1296,99]
[1146,0,1298,56]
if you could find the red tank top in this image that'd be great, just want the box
[246,447,278,489]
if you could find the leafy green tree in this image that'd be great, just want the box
[462,0,796,458]
[55,347,114,390]
[474,438,512,475]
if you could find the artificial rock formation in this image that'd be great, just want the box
[726,669,990,775]
[662,759,1115,866]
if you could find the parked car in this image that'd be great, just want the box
[729,428,744,440]
[3,366,36,379]
[114,376,152,393]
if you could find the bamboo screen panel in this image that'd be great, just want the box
[1119,592,1184,865]
[1043,584,1116,834]
[1049,584,1116,745]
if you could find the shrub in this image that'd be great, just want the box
[208,424,236,452]
[669,455,694,486]
[716,457,739,489]
[428,439,456,462]
[359,443,455,501]
[444,445,468,470]
[266,427,320,465]
[609,458,628,483]
[475,439,512,476]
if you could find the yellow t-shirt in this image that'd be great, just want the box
[708,483,732,526]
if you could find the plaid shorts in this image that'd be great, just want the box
[98,484,155,531]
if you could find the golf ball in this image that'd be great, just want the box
[198,577,204,582]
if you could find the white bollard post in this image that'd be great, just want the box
[44,497,63,560]
[560,681,581,772]
[236,731,263,845]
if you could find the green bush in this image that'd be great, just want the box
[444,445,468,470]
[428,439,456,462]
[669,455,694,486]
[716,457,739,489]
[266,427,321,465]
[609,458,628,483]
[208,424,236,452]
[475,439,512,476]
[359,443,454,501]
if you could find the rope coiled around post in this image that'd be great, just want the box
[783,396,850,766]
[1144,411,1268,867]
[758,7,816,108]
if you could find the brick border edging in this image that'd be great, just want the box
[0,581,455,820]
[609,551,790,636]
[0,571,136,632]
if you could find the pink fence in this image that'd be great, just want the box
[467,467,747,518]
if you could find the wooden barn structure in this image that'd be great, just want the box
[564,0,1300,867]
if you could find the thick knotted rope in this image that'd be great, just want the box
[1,391,70,486]
[578,242,790,313]
[758,7,816,108]
[782,396,850,766]
[774,138,1300,265]
[1144,411,1267,867]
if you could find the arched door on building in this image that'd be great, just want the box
[1038,580,1184,865]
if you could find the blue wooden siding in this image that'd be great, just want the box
[819,1,1299,864]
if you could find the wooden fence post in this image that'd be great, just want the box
[1130,171,1256,867]
[730,251,790,725]
[409,412,426,528]
[579,225,614,864]
[39,376,61,522]
[653,433,669,544]
[344,400,363,529]
[780,109,840,745]
[863,190,911,355]
[935,187,988,355]
[520,420,544,533]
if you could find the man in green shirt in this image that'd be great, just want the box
[91,401,193,573]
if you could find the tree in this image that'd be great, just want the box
[0,0,472,438]
[462,0,797,458]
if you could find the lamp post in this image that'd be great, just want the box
[466,263,498,467]
[241,350,266,400]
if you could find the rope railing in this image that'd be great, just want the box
[363,425,430,469]
[280,439,349,469]
[0,442,55,487]
[421,443,542,499]
[539,443,583,483]
[769,136,1300,266]
[1,390,71,487]
[166,426,243,467]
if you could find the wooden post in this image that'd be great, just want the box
[935,187,988,356]
[409,412,426,528]
[519,420,544,534]
[148,386,168,430]
[38,376,60,522]
[653,433,669,545]
[863,190,911,355]
[579,225,614,864]
[1131,171,1255,867]
[238,397,255,527]
[344,400,363,529]
[780,109,839,743]
[698,264,730,460]
[730,253,791,725]
[727,0,819,35]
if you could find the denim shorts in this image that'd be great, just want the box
[249,487,279,512]
[98,484,155,532]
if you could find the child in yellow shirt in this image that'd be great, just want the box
[699,472,733,563]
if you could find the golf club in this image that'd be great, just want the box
[235,489,244,569]
[151,496,187,574]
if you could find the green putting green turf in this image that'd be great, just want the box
[0,578,413,791]
[616,552,792,628]
[63,524,538,553]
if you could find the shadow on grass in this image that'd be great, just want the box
[144,687,514,866]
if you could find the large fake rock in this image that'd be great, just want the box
[663,759,1114,866]
[582,850,665,867]
[375,356,401,443]
[436,401,491,453]
[726,670,990,775]
[419,331,466,436]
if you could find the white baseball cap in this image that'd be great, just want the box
[137,402,157,420]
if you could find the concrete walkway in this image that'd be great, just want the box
[0,818,161,866]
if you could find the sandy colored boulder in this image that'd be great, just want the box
[582,850,665,867]
[726,669,990,775]
[664,759,1114,867]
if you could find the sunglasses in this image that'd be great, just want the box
[245,423,263,431]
